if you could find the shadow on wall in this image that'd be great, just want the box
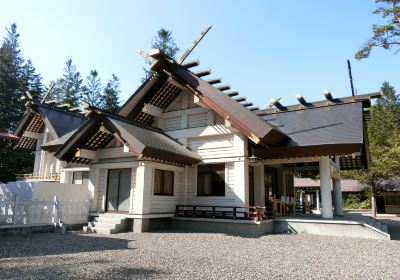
[0,182,33,201]
[0,232,134,259]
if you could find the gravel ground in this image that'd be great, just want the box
[1,230,400,280]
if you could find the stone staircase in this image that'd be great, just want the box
[83,213,128,234]
[364,217,390,238]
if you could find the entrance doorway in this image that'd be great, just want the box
[106,168,131,212]
[376,196,385,214]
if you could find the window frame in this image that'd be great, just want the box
[196,163,226,197]
[153,169,175,196]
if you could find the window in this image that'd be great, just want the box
[72,171,89,185]
[197,164,225,196]
[385,196,400,205]
[154,169,174,195]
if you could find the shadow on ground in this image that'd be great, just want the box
[0,231,135,258]
[378,218,400,240]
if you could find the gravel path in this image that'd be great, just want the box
[1,231,400,279]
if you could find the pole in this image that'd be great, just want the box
[347,60,355,96]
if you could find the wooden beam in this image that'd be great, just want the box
[193,95,209,109]
[193,69,211,77]
[181,60,200,69]
[177,25,212,64]
[216,84,231,91]
[225,91,239,97]
[241,102,253,107]
[205,78,221,85]
[57,103,71,108]
[234,96,246,102]
[167,76,185,90]
[22,131,40,139]
[142,103,163,118]
[75,148,96,159]
[248,106,260,111]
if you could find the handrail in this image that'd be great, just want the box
[175,205,272,221]
[15,173,60,182]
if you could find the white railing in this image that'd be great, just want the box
[15,173,61,182]
[0,195,89,228]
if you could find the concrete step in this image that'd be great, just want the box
[95,217,125,224]
[98,213,127,219]
[93,227,117,234]
[94,222,122,230]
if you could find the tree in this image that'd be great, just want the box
[353,82,400,216]
[142,28,180,81]
[102,74,120,113]
[81,69,103,107]
[51,58,83,107]
[355,0,400,59]
[0,23,25,131]
[0,23,42,182]
[22,59,44,101]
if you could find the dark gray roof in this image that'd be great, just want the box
[55,112,200,165]
[260,102,364,147]
[41,130,76,151]
[108,116,200,163]
[36,105,85,138]
[377,179,400,192]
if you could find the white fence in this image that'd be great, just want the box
[0,195,89,228]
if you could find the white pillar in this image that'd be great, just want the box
[299,191,303,205]
[333,156,344,216]
[319,156,333,218]
[316,189,320,213]
[88,167,99,212]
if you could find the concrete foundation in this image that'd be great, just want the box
[170,218,274,237]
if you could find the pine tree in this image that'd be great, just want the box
[0,23,42,182]
[51,58,82,106]
[356,0,400,59]
[352,82,400,216]
[22,59,44,101]
[0,23,25,131]
[102,74,120,113]
[81,69,103,107]
[142,28,180,81]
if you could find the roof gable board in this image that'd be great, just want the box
[55,112,200,165]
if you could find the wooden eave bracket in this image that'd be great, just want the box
[142,103,163,118]
[75,148,96,159]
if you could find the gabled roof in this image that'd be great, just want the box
[14,102,85,150]
[118,50,288,146]
[254,97,375,169]
[54,109,200,165]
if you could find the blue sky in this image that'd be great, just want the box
[1,1,399,108]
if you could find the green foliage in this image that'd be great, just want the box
[0,23,42,182]
[352,82,400,196]
[52,59,83,107]
[102,74,120,113]
[81,69,103,107]
[142,28,180,81]
[343,194,371,209]
[356,0,400,59]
